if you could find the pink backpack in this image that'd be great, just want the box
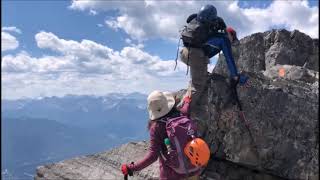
[159,116,201,175]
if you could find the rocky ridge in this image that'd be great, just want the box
[35,29,319,180]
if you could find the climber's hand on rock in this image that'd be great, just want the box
[231,74,249,88]
[183,96,191,103]
[239,74,249,86]
[244,79,252,88]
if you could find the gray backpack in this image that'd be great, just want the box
[180,15,227,48]
[180,18,210,48]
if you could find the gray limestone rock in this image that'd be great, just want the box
[35,140,286,180]
[213,29,319,77]
[263,64,318,83]
[205,72,318,180]
[35,141,159,180]
[34,29,318,180]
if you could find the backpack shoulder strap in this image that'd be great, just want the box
[217,16,227,29]
[186,13,197,23]
[157,118,168,124]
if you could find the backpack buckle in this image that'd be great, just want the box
[187,129,195,136]
[170,128,175,136]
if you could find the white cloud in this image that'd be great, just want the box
[124,38,144,49]
[71,0,205,41]
[105,19,119,31]
[69,0,319,40]
[241,0,319,38]
[2,26,22,34]
[125,38,132,44]
[89,9,97,16]
[1,32,19,51]
[2,31,189,99]
[105,14,148,41]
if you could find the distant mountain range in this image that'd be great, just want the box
[1,93,149,180]
[2,93,149,136]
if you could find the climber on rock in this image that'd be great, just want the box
[121,90,210,180]
[179,4,249,136]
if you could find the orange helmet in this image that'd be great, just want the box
[184,138,210,167]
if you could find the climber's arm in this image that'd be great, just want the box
[128,124,160,171]
[206,37,238,78]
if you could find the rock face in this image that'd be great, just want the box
[35,141,285,180]
[214,29,319,79]
[36,141,159,180]
[207,29,319,180]
[34,29,318,180]
[205,72,318,180]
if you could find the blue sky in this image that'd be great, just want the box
[2,0,179,60]
[1,0,319,99]
[2,1,127,56]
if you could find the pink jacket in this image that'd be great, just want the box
[129,99,200,180]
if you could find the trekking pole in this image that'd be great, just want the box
[231,84,259,152]
[123,162,134,180]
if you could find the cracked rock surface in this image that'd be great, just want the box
[36,141,159,180]
[35,29,318,180]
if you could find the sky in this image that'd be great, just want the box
[1,0,319,100]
